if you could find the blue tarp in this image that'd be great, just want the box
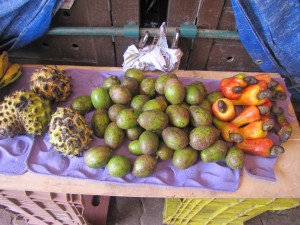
[231,0,300,100]
[0,0,63,51]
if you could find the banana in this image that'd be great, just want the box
[0,51,9,79]
[0,63,22,89]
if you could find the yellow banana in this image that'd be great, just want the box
[0,51,9,79]
[0,63,22,89]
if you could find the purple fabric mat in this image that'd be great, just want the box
[0,67,295,192]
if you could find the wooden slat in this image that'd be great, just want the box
[205,0,261,72]
[10,0,115,66]
[187,0,225,70]
[110,0,140,67]
[206,39,261,72]
[167,0,200,70]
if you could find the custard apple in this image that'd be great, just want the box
[0,95,24,137]
[49,107,93,156]
[12,90,52,136]
[30,66,72,103]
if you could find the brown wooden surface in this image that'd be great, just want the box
[111,0,140,66]
[188,0,225,70]
[0,65,299,198]
[167,0,200,70]
[10,0,115,66]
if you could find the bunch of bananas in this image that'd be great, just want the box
[0,51,22,89]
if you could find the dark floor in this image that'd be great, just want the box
[1,197,299,225]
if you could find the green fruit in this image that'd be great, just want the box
[109,85,132,105]
[178,102,190,109]
[200,140,228,162]
[199,99,212,112]
[165,105,189,128]
[102,76,121,90]
[173,146,198,169]
[137,110,169,131]
[162,127,189,150]
[116,108,140,129]
[206,91,224,104]
[189,125,220,151]
[185,82,207,105]
[121,77,139,96]
[142,96,168,111]
[70,95,94,114]
[104,122,125,149]
[91,108,110,138]
[139,131,159,155]
[164,78,185,104]
[126,126,144,140]
[132,155,157,178]
[225,146,245,170]
[107,155,131,177]
[189,105,212,127]
[155,73,178,95]
[108,104,127,122]
[125,68,145,83]
[91,87,111,110]
[84,146,113,168]
[139,78,156,97]
[156,142,174,160]
[128,140,143,156]
[130,95,150,111]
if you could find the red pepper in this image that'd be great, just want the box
[213,117,243,143]
[236,138,284,157]
[262,98,273,107]
[212,98,235,121]
[218,74,248,100]
[257,79,268,90]
[231,83,272,106]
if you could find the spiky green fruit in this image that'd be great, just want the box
[12,90,52,136]
[0,90,52,137]
[30,66,72,103]
[49,107,93,156]
[0,95,24,137]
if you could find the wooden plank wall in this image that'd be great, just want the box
[9,0,260,72]
[9,0,115,66]
[110,0,140,67]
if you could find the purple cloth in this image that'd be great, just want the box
[0,67,296,192]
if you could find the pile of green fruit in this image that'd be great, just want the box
[71,68,244,178]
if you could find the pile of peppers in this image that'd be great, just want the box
[212,73,291,157]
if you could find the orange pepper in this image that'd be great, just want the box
[231,84,272,106]
[231,105,261,127]
[212,98,235,121]
[212,117,243,143]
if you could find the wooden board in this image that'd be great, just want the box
[0,65,299,198]
[9,0,115,67]
[110,0,140,66]
[167,0,200,70]
[187,0,225,70]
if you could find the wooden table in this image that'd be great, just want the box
[0,65,300,198]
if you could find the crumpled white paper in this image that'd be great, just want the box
[122,22,183,72]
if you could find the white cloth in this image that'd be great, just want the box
[122,22,183,72]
